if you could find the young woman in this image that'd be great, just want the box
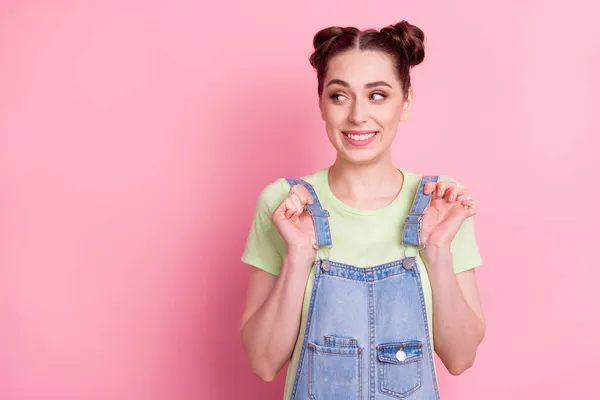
[239,20,485,400]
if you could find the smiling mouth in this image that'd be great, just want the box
[342,131,378,141]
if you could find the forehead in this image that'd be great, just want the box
[325,50,399,88]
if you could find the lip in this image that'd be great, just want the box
[342,130,379,147]
[342,130,378,135]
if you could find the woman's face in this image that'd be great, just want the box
[319,50,412,165]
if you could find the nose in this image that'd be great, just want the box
[348,99,368,125]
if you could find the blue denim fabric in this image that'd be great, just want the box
[286,176,441,400]
[286,178,333,248]
[402,175,439,248]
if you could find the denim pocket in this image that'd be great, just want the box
[376,341,423,398]
[308,341,363,400]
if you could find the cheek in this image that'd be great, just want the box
[374,106,403,127]
[322,105,346,126]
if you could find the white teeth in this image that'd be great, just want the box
[346,132,376,141]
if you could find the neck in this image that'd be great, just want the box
[328,152,403,208]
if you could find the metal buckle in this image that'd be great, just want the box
[305,206,330,218]
[404,213,425,224]
[314,246,332,272]
[401,242,425,260]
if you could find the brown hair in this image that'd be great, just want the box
[309,21,425,97]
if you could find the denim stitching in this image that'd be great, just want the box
[402,176,438,247]
[377,342,423,364]
[307,342,363,400]
[318,261,412,282]
[324,335,359,348]
[308,342,363,355]
[368,282,376,400]
[290,264,323,400]
[413,261,441,400]
[308,347,315,400]
[318,272,410,284]
[358,350,363,400]
[379,359,423,399]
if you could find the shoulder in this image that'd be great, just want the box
[255,168,328,211]
[257,178,287,205]
[400,169,471,192]
[437,174,467,188]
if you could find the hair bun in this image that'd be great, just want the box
[382,21,425,67]
[312,26,346,50]
[310,26,359,70]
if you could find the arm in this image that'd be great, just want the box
[240,249,314,382]
[426,246,485,375]
[421,179,486,375]
[240,182,316,382]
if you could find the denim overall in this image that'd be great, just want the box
[285,175,440,400]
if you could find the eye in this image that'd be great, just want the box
[330,93,347,101]
[370,92,387,101]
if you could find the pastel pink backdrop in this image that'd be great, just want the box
[1,1,598,399]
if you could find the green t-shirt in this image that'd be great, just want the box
[242,167,483,400]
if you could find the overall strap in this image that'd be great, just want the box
[402,175,439,249]
[285,178,332,249]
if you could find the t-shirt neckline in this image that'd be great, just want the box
[318,167,413,216]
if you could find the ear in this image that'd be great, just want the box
[400,87,414,122]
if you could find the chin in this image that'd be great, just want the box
[327,132,390,165]
[338,148,385,165]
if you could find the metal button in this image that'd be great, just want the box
[321,260,331,272]
[396,350,407,362]
[402,258,415,270]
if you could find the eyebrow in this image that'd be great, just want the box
[326,79,393,89]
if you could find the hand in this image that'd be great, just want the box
[271,184,317,259]
[420,181,477,250]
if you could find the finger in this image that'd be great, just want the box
[437,182,456,198]
[437,182,452,198]
[458,192,473,202]
[289,193,304,220]
[460,200,476,214]
[448,187,458,202]
[290,193,304,212]
[283,197,303,222]
[424,182,437,195]
[273,195,302,223]
[283,198,297,221]
[290,184,313,205]
[464,202,477,217]
[449,188,467,202]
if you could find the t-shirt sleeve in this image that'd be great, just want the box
[241,179,288,276]
[438,175,483,275]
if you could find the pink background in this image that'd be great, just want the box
[1,1,599,399]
